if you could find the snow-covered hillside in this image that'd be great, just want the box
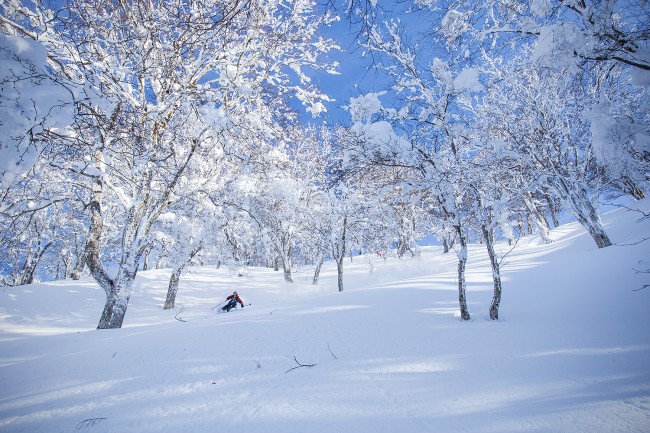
[1,202,649,433]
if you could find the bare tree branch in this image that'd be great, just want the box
[328,343,338,360]
[75,417,107,430]
[174,304,186,322]
[285,355,317,374]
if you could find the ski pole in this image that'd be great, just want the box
[211,300,228,310]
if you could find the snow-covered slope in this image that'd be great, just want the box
[1,202,649,433]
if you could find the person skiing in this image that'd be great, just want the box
[221,291,244,313]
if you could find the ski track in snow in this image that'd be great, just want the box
[0,201,649,432]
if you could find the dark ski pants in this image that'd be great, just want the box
[222,299,237,312]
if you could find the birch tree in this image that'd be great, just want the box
[342,12,479,319]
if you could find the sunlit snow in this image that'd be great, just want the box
[0,201,649,433]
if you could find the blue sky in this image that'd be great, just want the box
[300,15,380,125]
[301,3,439,125]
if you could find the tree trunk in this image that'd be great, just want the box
[562,181,612,248]
[283,267,293,282]
[70,247,86,280]
[16,234,54,286]
[97,267,135,329]
[544,193,560,227]
[55,256,62,280]
[282,244,293,282]
[164,268,182,310]
[524,192,552,243]
[142,250,150,271]
[84,158,115,295]
[97,290,130,329]
[397,239,406,258]
[337,257,344,292]
[455,226,471,321]
[312,257,324,285]
[584,223,612,249]
[331,215,347,292]
[579,209,612,248]
[482,223,502,320]
[163,245,202,309]
[79,149,127,329]
[516,213,526,237]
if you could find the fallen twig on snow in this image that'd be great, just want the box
[632,264,649,291]
[75,418,107,430]
[285,355,316,374]
[328,343,338,359]
[174,304,186,322]
[617,236,650,246]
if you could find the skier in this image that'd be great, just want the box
[221,291,244,313]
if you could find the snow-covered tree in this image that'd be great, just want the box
[425,0,650,208]
[155,212,205,311]
[298,151,376,292]
[0,30,76,189]
[419,0,650,73]
[477,50,616,248]
[248,174,302,283]
[339,0,649,320]
[0,155,89,286]
[279,126,336,284]
[1,0,338,328]
[584,65,650,200]
[341,11,482,319]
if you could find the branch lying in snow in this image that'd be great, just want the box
[617,236,650,247]
[174,305,186,322]
[632,266,649,291]
[328,344,338,359]
[601,202,650,222]
[285,356,317,374]
[75,418,107,430]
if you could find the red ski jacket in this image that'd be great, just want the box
[227,293,244,306]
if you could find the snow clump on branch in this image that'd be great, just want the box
[0,34,74,186]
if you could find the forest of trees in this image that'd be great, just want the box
[1,0,648,328]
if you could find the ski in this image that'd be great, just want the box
[216,303,252,314]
